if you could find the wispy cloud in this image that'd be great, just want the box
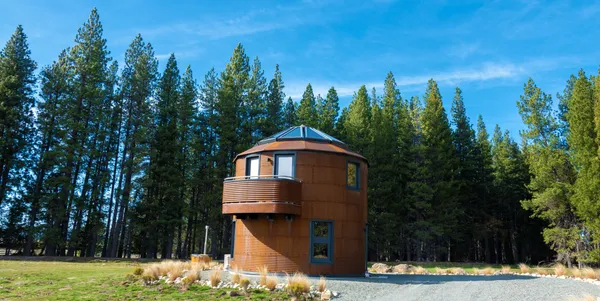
[155,49,203,61]
[447,42,481,59]
[138,2,332,40]
[286,61,522,99]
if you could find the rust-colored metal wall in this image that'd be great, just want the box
[229,151,368,275]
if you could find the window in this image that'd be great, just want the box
[245,156,260,179]
[274,154,295,178]
[347,161,360,190]
[231,220,236,258]
[310,220,333,264]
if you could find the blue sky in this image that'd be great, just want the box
[2,0,600,137]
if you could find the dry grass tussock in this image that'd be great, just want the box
[448,267,466,275]
[571,268,582,278]
[501,265,512,273]
[518,263,530,273]
[257,265,269,286]
[412,266,428,275]
[317,276,327,292]
[370,263,391,273]
[480,267,496,275]
[266,276,278,291]
[184,268,200,283]
[434,267,449,274]
[392,264,412,274]
[286,272,311,296]
[582,268,598,279]
[231,269,241,284]
[554,263,567,276]
[209,269,221,287]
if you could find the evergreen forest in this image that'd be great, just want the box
[2,9,599,267]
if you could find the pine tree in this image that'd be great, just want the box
[420,79,458,261]
[318,87,339,134]
[263,64,284,137]
[282,97,297,128]
[450,87,477,256]
[244,57,266,143]
[296,83,318,128]
[0,25,37,207]
[517,78,579,266]
[108,34,158,258]
[344,85,371,154]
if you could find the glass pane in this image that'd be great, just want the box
[347,163,357,188]
[306,128,323,139]
[281,127,302,138]
[313,221,329,238]
[247,157,259,178]
[276,155,294,177]
[313,243,329,259]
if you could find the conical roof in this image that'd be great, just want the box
[235,125,366,162]
[257,125,347,148]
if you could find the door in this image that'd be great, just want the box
[246,156,259,179]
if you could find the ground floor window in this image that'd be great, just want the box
[310,220,333,264]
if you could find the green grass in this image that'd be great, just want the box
[0,260,290,300]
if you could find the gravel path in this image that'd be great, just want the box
[325,274,600,301]
[212,271,600,301]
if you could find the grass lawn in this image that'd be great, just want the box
[0,260,289,300]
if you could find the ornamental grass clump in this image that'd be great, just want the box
[554,263,567,276]
[501,265,512,274]
[133,267,144,276]
[317,276,327,292]
[448,267,466,275]
[480,267,496,275]
[286,272,310,297]
[266,276,278,291]
[412,266,428,275]
[582,268,597,279]
[210,269,221,287]
[257,265,269,286]
[370,263,391,273]
[571,268,582,278]
[519,263,530,273]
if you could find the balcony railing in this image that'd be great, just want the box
[222,175,302,215]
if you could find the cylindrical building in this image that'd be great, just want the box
[222,125,368,275]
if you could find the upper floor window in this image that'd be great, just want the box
[274,153,295,178]
[246,156,259,179]
[347,161,360,190]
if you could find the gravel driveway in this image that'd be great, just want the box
[326,274,600,301]
[210,271,600,301]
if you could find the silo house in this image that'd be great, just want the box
[222,125,368,275]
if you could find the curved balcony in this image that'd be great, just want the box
[222,175,302,215]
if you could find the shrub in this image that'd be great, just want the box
[518,263,530,273]
[266,276,278,291]
[210,269,221,287]
[582,268,597,279]
[240,277,251,291]
[133,267,144,276]
[257,265,269,286]
[286,272,310,296]
[501,265,511,273]
[317,276,326,292]
[412,266,428,275]
[370,263,391,273]
[554,263,567,276]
